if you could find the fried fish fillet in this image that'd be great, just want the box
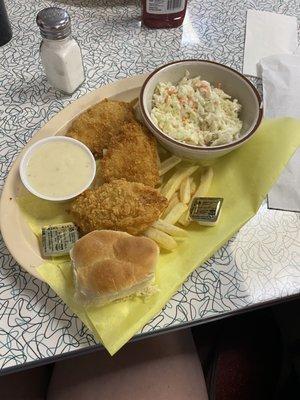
[67,99,135,157]
[101,121,159,187]
[70,179,168,235]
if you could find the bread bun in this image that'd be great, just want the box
[71,230,159,306]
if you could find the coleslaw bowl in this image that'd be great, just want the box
[140,60,263,161]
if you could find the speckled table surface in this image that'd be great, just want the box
[0,0,299,374]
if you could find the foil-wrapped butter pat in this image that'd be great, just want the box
[42,222,79,257]
[189,197,223,226]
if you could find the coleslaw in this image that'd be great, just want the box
[151,72,242,146]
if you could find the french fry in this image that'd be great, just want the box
[156,176,163,189]
[156,152,161,169]
[170,191,179,201]
[152,219,188,238]
[178,210,190,227]
[161,165,199,200]
[161,193,180,218]
[180,177,191,204]
[193,167,213,198]
[164,202,188,225]
[178,167,214,226]
[190,180,197,195]
[143,227,177,251]
[159,155,181,176]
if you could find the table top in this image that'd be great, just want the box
[0,0,299,374]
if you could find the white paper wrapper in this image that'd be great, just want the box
[268,149,300,213]
[260,54,300,212]
[260,54,300,119]
[243,10,298,77]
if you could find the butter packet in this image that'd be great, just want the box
[189,197,223,226]
[42,222,79,257]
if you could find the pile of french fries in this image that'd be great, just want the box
[144,153,213,251]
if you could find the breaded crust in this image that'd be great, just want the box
[66,99,135,157]
[70,179,168,235]
[101,121,159,187]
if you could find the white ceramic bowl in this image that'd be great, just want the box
[140,60,263,161]
[19,136,96,201]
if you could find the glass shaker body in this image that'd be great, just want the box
[36,7,85,95]
[40,36,85,94]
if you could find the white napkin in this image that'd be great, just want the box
[268,150,300,213]
[243,10,298,77]
[260,54,300,212]
[260,54,300,119]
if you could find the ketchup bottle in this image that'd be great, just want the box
[142,0,188,29]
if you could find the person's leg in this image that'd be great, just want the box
[47,329,208,400]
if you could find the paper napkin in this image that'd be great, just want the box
[243,10,298,77]
[268,150,300,212]
[260,54,300,212]
[260,54,300,119]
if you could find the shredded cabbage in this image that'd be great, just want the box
[151,71,242,147]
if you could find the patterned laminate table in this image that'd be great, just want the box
[0,0,299,374]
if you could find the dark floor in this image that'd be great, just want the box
[1,297,300,400]
[192,297,300,399]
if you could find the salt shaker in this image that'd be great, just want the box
[36,7,85,95]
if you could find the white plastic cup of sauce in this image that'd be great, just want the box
[19,136,96,201]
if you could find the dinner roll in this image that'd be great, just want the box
[71,230,159,307]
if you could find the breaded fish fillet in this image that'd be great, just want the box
[101,121,159,187]
[70,179,168,235]
[67,99,135,157]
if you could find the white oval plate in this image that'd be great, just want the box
[0,74,147,279]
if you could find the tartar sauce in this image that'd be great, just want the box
[26,141,94,198]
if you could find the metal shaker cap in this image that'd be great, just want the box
[36,7,71,40]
